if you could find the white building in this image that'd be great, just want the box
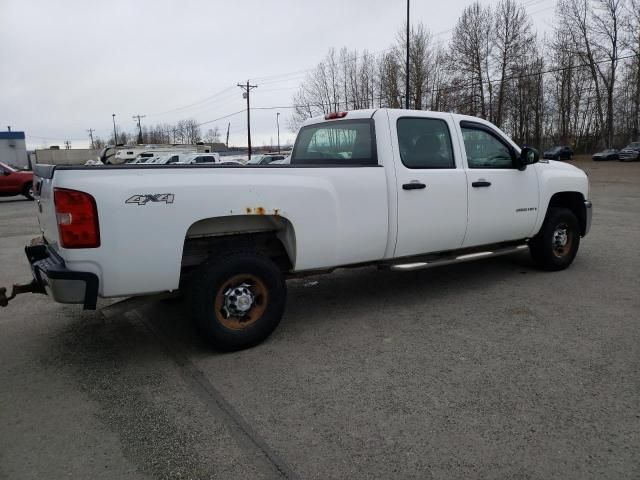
[0,129,28,169]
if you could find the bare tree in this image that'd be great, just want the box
[288,1,635,149]
[557,0,623,147]
[204,127,221,143]
[626,0,640,139]
[493,0,535,127]
[448,2,493,118]
[182,119,201,144]
[378,51,402,108]
[93,136,105,149]
[394,22,436,109]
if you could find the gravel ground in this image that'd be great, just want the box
[0,157,638,479]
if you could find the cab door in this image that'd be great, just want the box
[455,120,539,247]
[389,111,468,257]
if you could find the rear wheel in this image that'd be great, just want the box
[529,207,580,271]
[189,251,286,351]
[22,182,34,200]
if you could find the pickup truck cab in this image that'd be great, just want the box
[0,162,34,200]
[2,109,592,350]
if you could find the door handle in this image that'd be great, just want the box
[402,182,426,190]
[472,180,491,187]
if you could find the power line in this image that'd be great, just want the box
[146,85,237,117]
[196,109,246,127]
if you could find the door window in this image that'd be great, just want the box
[397,118,455,169]
[461,126,515,169]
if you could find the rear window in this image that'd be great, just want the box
[291,119,376,166]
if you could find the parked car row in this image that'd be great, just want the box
[542,142,640,162]
[122,151,290,166]
[591,142,640,161]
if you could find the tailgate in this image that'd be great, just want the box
[32,164,60,249]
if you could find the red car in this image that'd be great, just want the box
[0,162,34,200]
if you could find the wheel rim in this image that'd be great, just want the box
[214,274,269,330]
[552,223,573,258]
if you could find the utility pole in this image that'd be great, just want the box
[112,113,118,146]
[132,114,146,144]
[87,128,95,149]
[276,112,281,153]
[405,0,410,110]
[225,122,230,148]
[64,140,71,150]
[237,80,257,159]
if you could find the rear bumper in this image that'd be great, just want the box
[26,242,98,310]
[584,200,592,236]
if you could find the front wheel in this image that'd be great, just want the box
[22,182,34,200]
[529,207,580,271]
[189,251,287,351]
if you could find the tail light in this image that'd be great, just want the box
[54,188,100,248]
[324,111,348,120]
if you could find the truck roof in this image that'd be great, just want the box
[301,108,521,151]
[302,108,494,127]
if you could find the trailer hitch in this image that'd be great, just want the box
[0,280,44,307]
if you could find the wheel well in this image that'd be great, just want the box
[548,192,586,235]
[180,215,296,284]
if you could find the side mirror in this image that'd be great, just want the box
[518,147,539,170]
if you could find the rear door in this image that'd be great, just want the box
[456,119,539,247]
[388,111,468,257]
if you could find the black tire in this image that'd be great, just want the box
[188,251,286,351]
[22,182,34,200]
[529,207,580,271]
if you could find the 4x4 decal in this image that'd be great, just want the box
[125,194,175,205]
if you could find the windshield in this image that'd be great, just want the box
[626,142,640,150]
[247,155,264,165]
[0,162,16,172]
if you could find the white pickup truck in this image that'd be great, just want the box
[2,109,592,350]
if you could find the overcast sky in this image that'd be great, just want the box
[0,0,556,149]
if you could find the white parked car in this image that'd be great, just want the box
[245,154,287,165]
[178,153,221,164]
[3,109,592,352]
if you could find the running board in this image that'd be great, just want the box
[389,244,529,271]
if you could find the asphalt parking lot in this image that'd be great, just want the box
[1,158,639,480]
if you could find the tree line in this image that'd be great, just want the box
[92,120,221,149]
[291,0,640,152]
